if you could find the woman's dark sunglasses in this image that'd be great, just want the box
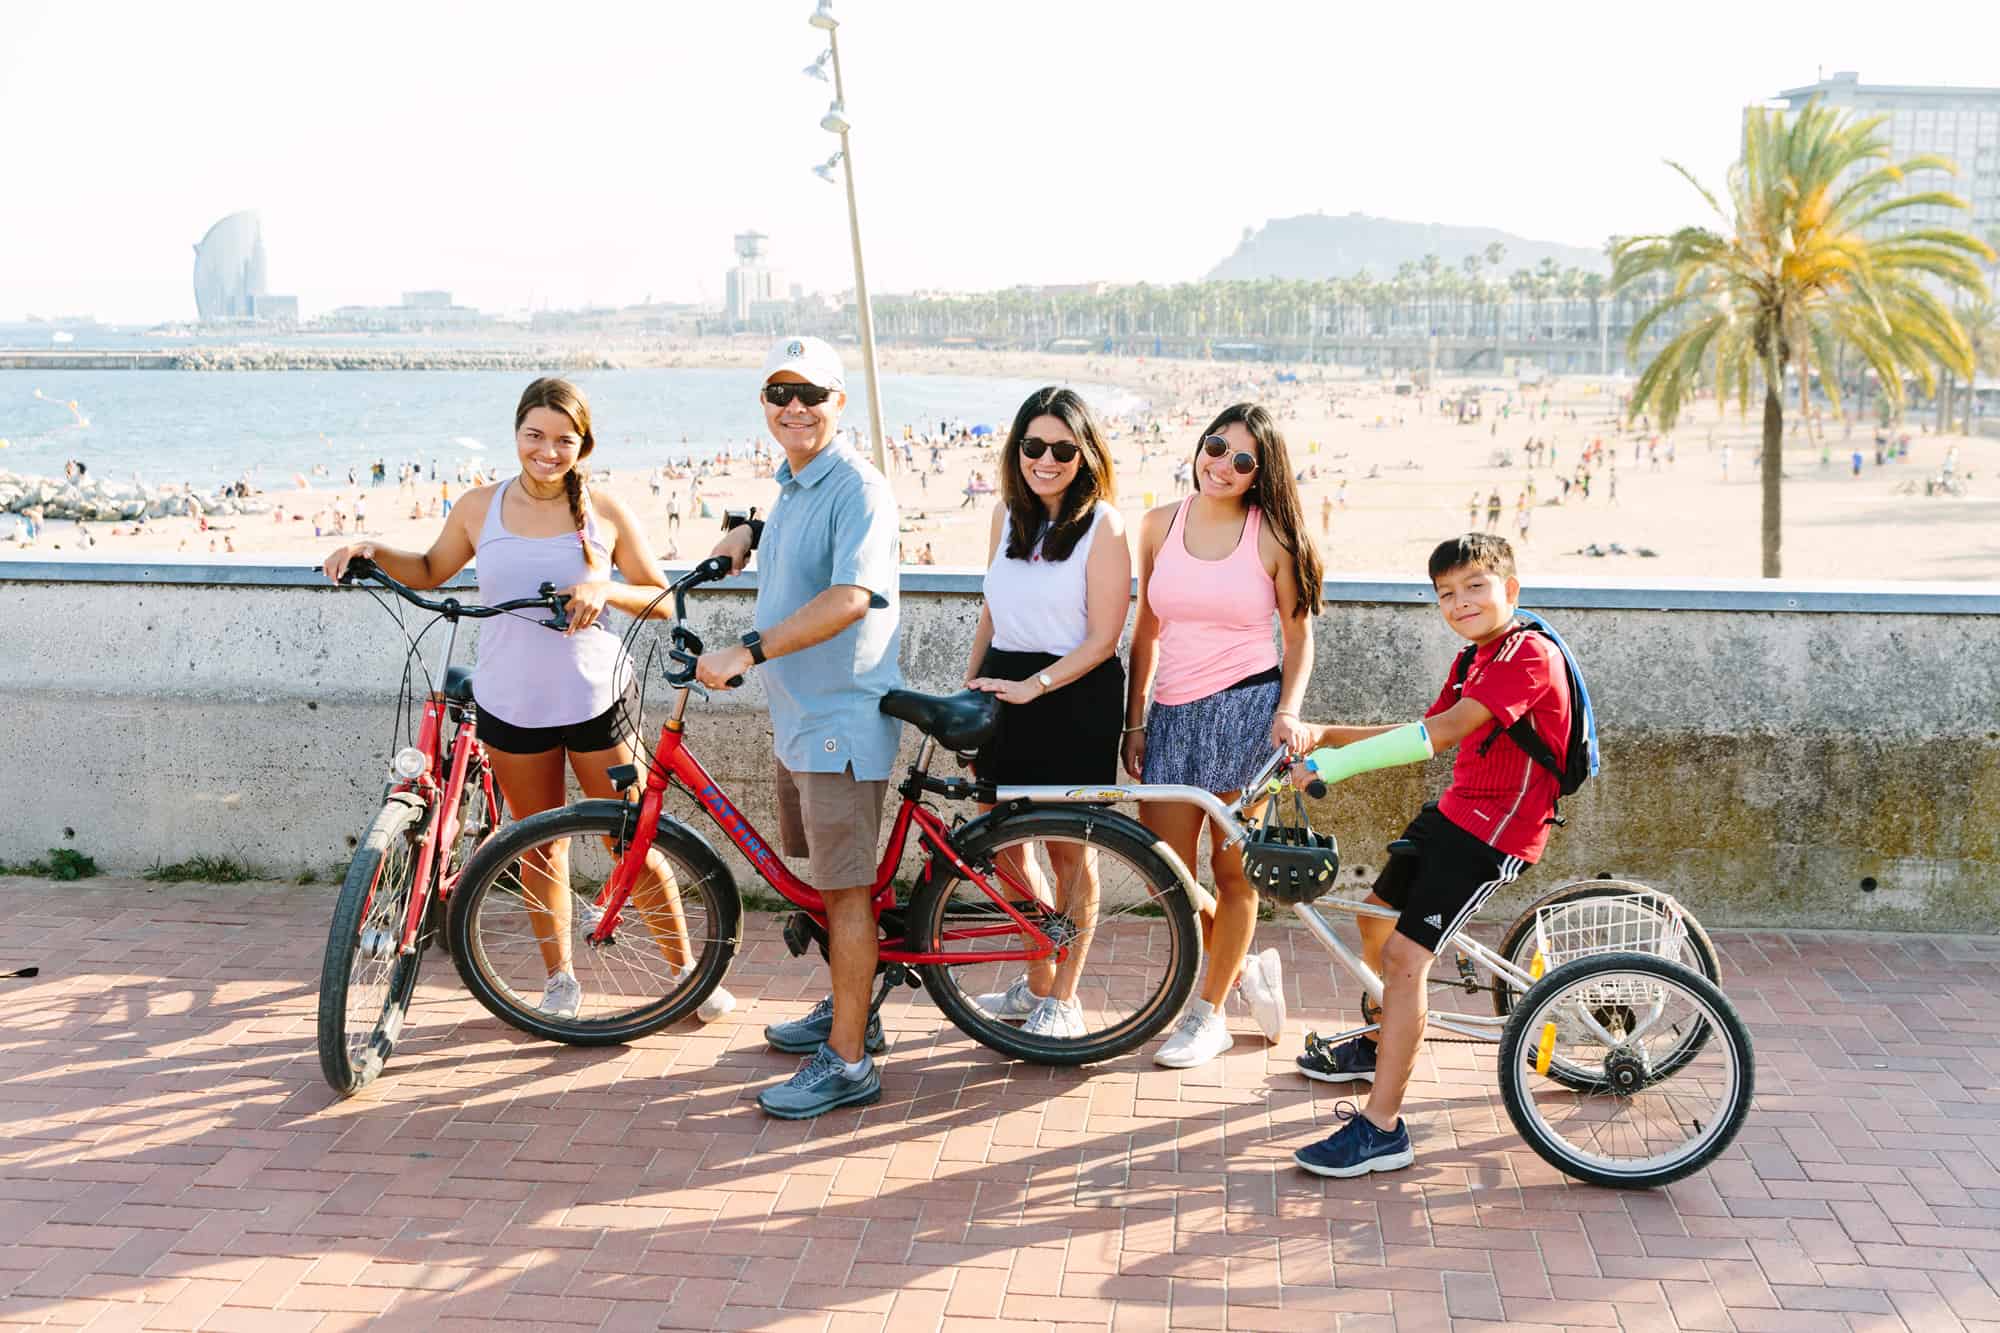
[1019,437,1080,464]
[1201,434,1257,474]
[763,382,834,408]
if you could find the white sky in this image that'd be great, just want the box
[6,0,1998,324]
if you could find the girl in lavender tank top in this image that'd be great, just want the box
[322,377,733,1023]
[1124,404,1324,1070]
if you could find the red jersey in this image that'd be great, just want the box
[1424,628,1572,862]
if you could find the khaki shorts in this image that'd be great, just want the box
[773,760,888,890]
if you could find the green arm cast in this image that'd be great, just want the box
[1304,722,1434,786]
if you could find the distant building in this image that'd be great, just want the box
[401,290,454,310]
[1771,72,2000,241]
[725,231,787,331]
[191,211,269,321]
[250,294,298,323]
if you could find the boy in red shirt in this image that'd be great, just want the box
[1290,533,1572,1177]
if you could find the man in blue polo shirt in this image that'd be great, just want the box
[697,335,903,1119]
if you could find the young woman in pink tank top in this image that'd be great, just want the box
[1123,403,1324,1070]
[323,378,731,1023]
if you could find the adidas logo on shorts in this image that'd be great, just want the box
[1424,914,1443,928]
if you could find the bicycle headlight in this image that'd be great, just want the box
[390,747,428,780]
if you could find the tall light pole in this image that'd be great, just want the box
[808,1,887,473]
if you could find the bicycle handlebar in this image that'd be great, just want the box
[335,556,570,629]
[664,555,745,689]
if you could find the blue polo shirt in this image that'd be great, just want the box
[754,442,904,779]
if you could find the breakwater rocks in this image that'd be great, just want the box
[0,471,266,522]
[167,347,629,372]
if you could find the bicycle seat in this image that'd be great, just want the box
[879,688,999,751]
[443,665,476,705]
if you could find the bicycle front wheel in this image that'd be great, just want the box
[446,801,740,1045]
[317,795,427,1095]
[910,809,1200,1066]
[1497,952,1753,1189]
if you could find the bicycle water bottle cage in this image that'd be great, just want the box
[1242,789,1341,905]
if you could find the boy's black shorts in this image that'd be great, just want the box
[1372,804,1528,954]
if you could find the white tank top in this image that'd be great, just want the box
[984,501,1112,655]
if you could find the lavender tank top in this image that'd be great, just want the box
[473,478,632,728]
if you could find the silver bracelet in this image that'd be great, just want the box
[1121,723,1147,734]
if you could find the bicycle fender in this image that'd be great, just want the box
[1144,839,1217,917]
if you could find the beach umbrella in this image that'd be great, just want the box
[970,424,993,436]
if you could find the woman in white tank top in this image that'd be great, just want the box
[960,388,1131,1040]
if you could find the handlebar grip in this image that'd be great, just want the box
[340,555,378,584]
[725,675,744,688]
[1306,778,1328,800]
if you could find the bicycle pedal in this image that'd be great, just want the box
[1455,952,1478,994]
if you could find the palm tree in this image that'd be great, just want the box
[1612,100,1992,577]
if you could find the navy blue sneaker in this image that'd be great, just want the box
[763,996,888,1055]
[1297,1031,1377,1084]
[1294,1103,1414,1177]
[757,1043,883,1120]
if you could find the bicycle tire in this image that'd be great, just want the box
[909,808,1200,1067]
[1498,952,1753,1189]
[446,800,740,1046]
[1490,880,1721,1017]
[317,795,428,1095]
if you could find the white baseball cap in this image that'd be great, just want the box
[761,335,846,391]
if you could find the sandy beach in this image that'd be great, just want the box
[6,344,1994,581]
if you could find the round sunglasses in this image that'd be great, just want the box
[1201,434,1257,475]
[763,382,834,408]
[1019,436,1080,464]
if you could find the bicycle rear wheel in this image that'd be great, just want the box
[910,809,1200,1066]
[446,801,740,1045]
[1497,952,1753,1189]
[317,795,427,1095]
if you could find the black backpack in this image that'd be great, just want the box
[1450,611,1598,820]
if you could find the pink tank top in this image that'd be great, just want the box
[1147,498,1280,706]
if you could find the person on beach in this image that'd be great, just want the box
[1289,534,1571,1177]
[322,376,732,1023]
[690,336,904,1120]
[962,387,1131,1039]
[1125,404,1321,1069]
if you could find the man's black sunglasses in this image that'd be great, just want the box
[763,382,834,408]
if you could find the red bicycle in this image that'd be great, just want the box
[315,557,569,1094]
[445,556,1213,1066]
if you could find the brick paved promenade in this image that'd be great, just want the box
[3,875,1999,1331]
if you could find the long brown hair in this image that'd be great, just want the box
[998,386,1116,562]
[1191,403,1322,617]
[514,376,601,573]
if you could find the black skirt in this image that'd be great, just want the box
[972,649,1125,787]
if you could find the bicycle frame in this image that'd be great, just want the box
[596,709,1066,966]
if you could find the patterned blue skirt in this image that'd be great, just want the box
[1141,671,1282,795]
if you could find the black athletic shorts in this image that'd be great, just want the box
[474,693,635,756]
[1372,803,1527,954]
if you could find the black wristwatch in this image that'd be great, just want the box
[740,630,767,665]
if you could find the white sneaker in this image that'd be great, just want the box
[540,970,582,1020]
[1021,994,1085,1039]
[974,974,1039,1020]
[1154,1000,1233,1068]
[697,987,737,1023]
[1237,948,1287,1042]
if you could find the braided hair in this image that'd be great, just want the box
[514,377,602,574]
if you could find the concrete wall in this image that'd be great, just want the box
[3,562,1996,930]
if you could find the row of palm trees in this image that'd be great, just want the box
[866,255,1672,349]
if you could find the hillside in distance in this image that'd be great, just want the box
[1206,212,1607,280]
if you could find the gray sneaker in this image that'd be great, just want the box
[973,974,1039,1020]
[757,1043,883,1119]
[763,996,888,1055]
[539,970,582,1020]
